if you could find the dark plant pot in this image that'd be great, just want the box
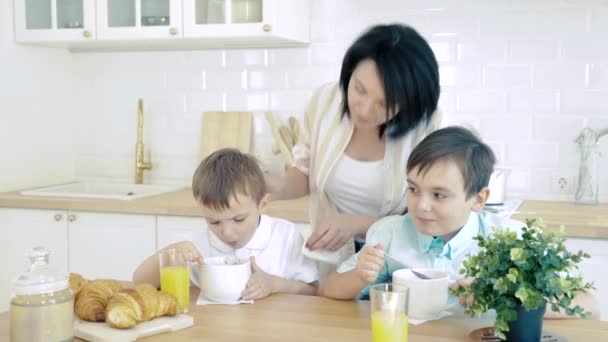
[504,303,546,342]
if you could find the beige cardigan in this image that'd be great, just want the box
[293,82,443,238]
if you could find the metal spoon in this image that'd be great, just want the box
[379,250,432,280]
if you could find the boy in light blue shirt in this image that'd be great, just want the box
[319,126,521,299]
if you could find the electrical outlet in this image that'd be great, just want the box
[551,174,574,194]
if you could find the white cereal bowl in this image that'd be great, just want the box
[199,256,251,303]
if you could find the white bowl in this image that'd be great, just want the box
[392,269,449,319]
[199,256,251,303]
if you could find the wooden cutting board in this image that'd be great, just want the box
[200,111,253,160]
[74,315,193,342]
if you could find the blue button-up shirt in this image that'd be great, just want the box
[337,211,524,297]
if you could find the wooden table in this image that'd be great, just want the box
[1,290,606,341]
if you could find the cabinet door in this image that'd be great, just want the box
[565,238,608,321]
[157,215,206,250]
[0,208,68,312]
[96,0,182,39]
[68,211,156,281]
[14,0,96,42]
[183,0,309,44]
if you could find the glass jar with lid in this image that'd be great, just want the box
[10,246,74,342]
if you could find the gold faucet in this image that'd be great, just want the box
[135,98,152,184]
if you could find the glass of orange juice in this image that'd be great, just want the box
[159,248,190,313]
[370,283,409,342]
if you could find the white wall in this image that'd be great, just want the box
[9,0,608,202]
[0,1,75,192]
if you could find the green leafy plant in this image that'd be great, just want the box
[451,219,594,340]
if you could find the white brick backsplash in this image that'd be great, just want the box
[561,90,608,114]
[457,39,506,63]
[456,91,506,113]
[563,38,608,60]
[508,40,559,62]
[483,65,531,88]
[166,70,203,91]
[506,143,558,168]
[533,63,587,89]
[588,63,608,89]
[480,10,587,37]
[507,89,559,114]
[247,69,288,89]
[505,168,530,195]
[225,49,268,68]
[440,65,482,88]
[55,0,608,201]
[184,50,225,68]
[286,66,338,89]
[268,48,310,66]
[310,43,347,65]
[188,91,225,112]
[427,11,480,36]
[429,41,454,62]
[269,90,313,112]
[479,117,531,142]
[589,5,608,34]
[225,91,269,111]
[532,116,585,141]
[204,70,246,90]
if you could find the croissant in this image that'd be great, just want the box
[105,284,180,329]
[75,279,124,321]
[69,273,88,302]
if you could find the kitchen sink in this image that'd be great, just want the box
[21,182,183,200]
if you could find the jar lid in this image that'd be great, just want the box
[13,246,69,296]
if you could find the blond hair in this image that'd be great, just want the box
[192,148,267,211]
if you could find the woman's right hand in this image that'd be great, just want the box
[355,244,385,284]
[163,241,203,265]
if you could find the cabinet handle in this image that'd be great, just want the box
[262,24,272,32]
[54,214,64,222]
[82,30,92,38]
[169,27,178,36]
[68,214,77,222]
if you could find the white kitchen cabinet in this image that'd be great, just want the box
[96,0,182,40]
[182,0,310,46]
[565,238,608,321]
[157,215,206,250]
[14,0,96,42]
[14,0,310,49]
[0,208,69,312]
[68,211,156,281]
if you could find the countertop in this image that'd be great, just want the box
[1,289,606,341]
[0,188,310,223]
[1,188,607,237]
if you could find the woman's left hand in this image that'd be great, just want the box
[241,257,278,300]
[306,214,358,251]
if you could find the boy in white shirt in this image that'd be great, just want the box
[134,148,318,300]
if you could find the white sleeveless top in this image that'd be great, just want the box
[325,153,386,217]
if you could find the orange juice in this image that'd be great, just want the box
[371,310,408,342]
[160,265,190,311]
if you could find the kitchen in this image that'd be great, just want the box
[1,0,608,341]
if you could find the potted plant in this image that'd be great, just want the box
[451,219,594,341]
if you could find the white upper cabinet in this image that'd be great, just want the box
[14,0,96,42]
[96,0,182,40]
[182,0,310,46]
[14,0,310,50]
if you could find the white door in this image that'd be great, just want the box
[96,0,182,39]
[183,0,273,38]
[68,211,156,281]
[14,0,96,42]
[157,215,206,250]
[0,208,69,312]
[565,238,608,321]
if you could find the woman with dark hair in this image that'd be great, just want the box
[267,23,442,264]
